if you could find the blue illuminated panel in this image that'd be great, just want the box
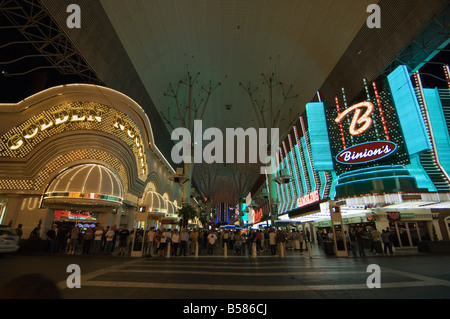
[387,65,431,155]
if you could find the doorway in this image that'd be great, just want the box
[390,221,430,247]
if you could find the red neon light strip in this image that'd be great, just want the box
[335,97,346,149]
[372,82,389,141]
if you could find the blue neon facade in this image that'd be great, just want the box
[274,64,450,216]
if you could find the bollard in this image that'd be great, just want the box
[308,242,312,258]
[252,242,257,258]
[166,242,171,258]
[224,242,227,258]
[279,243,285,258]
[195,242,198,258]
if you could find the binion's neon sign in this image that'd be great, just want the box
[334,101,374,136]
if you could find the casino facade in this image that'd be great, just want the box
[246,65,450,250]
[0,84,183,238]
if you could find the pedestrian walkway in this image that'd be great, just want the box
[130,241,429,259]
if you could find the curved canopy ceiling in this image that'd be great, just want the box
[3,0,447,205]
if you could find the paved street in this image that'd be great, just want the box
[1,246,450,302]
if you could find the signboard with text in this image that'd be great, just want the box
[325,84,409,174]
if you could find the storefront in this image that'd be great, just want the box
[0,84,180,239]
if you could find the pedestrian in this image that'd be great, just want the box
[348,228,357,257]
[46,224,58,253]
[104,226,115,255]
[92,226,104,255]
[381,229,393,254]
[355,227,366,256]
[190,229,199,255]
[171,229,180,256]
[159,229,168,257]
[269,229,277,256]
[82,227,94,255]
[66,226,79,254]
[207,230,217,255]
[145,227,155,257]
[179,228,189,256]
[118,226,130,256]
[371,226,382,255]
[255,230,263,253]
[299,230,305,253]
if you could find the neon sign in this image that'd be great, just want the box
[7,107,103,150]
[335,101,374,136]
[296,190,320,208]
[336,141,398,164]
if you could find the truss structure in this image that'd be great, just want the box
[0,0,102,83]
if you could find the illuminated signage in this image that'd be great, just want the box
[325,80,409,174]
[336,141,398,164]
[54,210,97,221]
[335,101,374,136]
[296,190,320,208]
[7,107,103,150]
[113,115,146,174]
[2,103,147,176]
[386,211,401,221]
[254,208,262,223]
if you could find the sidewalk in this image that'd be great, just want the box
[144,242,430,259]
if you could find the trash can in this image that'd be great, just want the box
[324,241,335,256]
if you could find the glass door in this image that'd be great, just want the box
[392,221,424,247]
[408,222,419,246]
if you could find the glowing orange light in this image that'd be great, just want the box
[335,101,374,136]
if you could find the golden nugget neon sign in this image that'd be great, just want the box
[7,107,103,150]
[112,115,147,174]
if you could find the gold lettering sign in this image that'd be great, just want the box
[6,107,103,151]
[113,115,147,174]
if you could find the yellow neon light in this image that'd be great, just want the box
[334,101,374,136]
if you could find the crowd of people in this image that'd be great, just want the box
[41,223,314,257]
[40,222,399,257]
[317,226,395,257]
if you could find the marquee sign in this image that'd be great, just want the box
[325,81,409,174]
[336,141,398,164]
[0,102,147,176]
[296,190,320,208]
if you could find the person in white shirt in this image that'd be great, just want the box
[93,226,104,255]
[104,227,115,255]
[146,227,156,256]
[171,229,180,256]
[207,231,217,255]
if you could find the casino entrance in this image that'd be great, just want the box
[389,221,431,248]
